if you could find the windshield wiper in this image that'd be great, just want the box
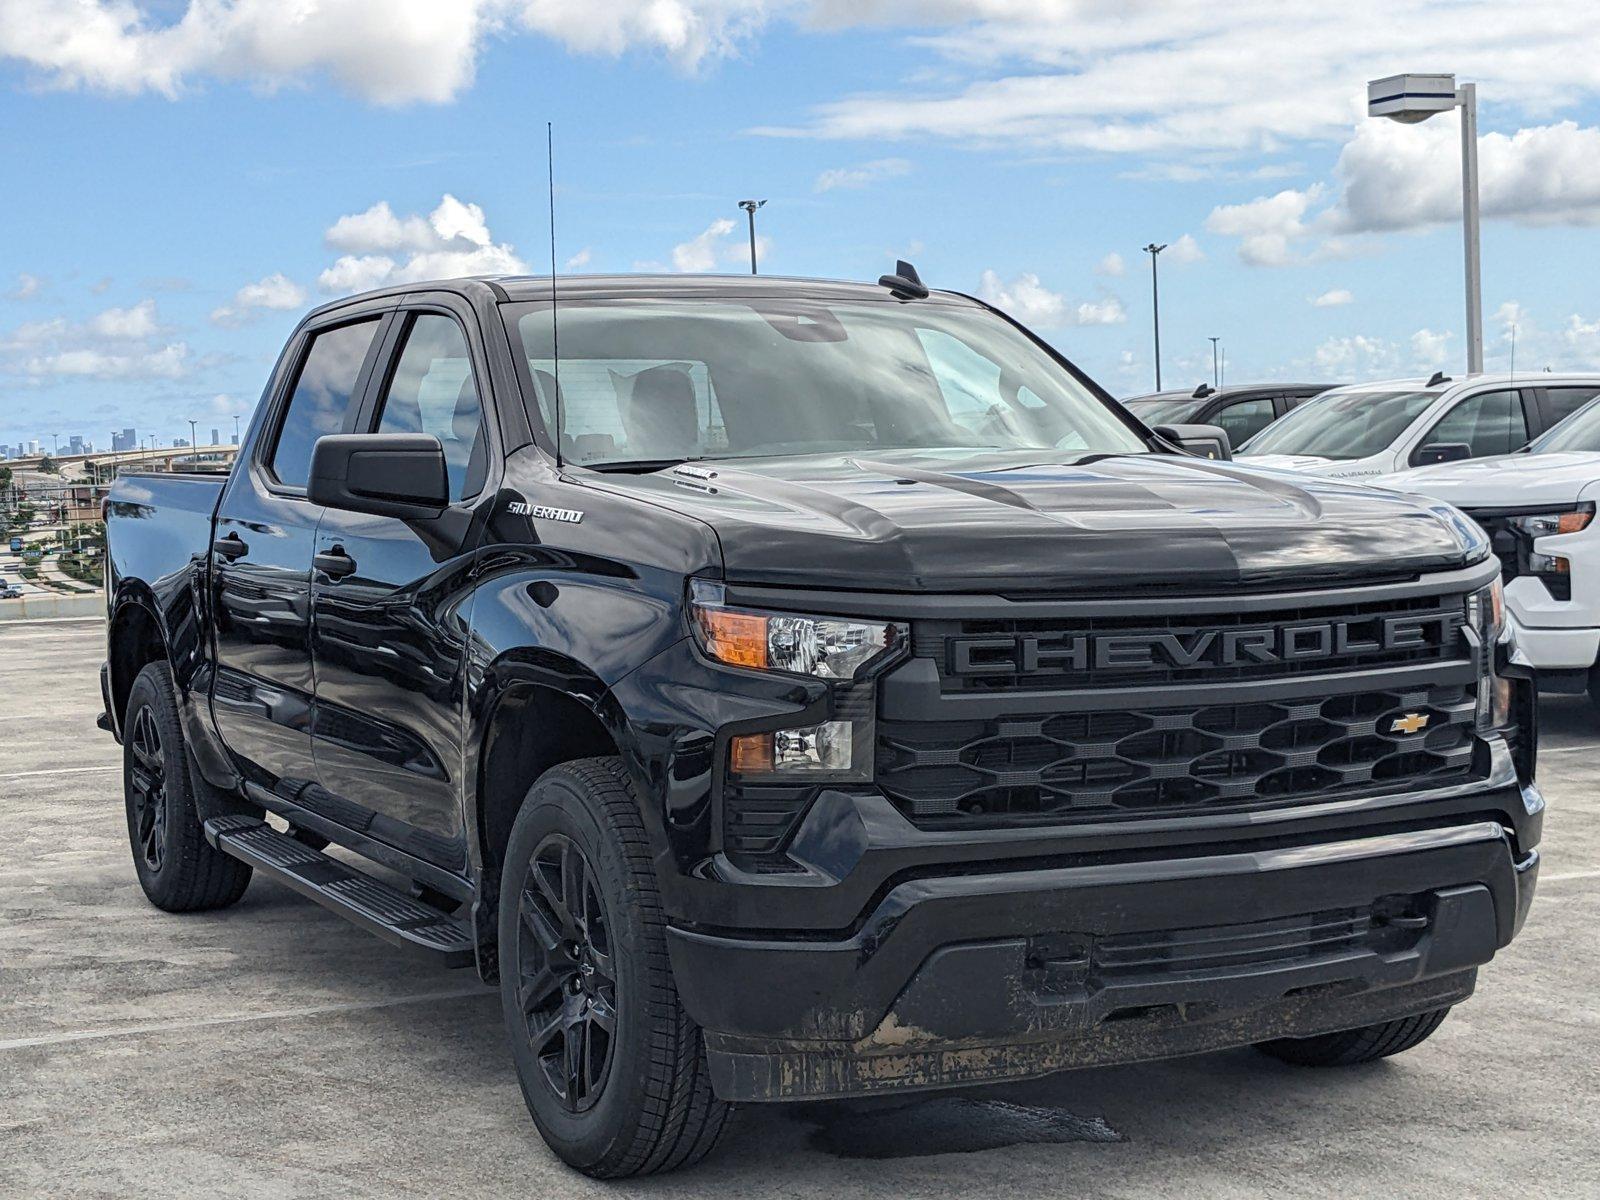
[583,457,706,474]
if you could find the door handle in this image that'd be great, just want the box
[213,533,249,560]
[314,547,357,579]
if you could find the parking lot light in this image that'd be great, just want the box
[1367,73,1483,373]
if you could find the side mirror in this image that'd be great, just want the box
[1412,441,1472,467]
[1155,423,1232,461]
[308,434,448,519]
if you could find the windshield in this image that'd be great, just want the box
[502,297,1147,466]
[1124,395,1205,424]
[1528,395,1600,454]
[1243,389,1438,459]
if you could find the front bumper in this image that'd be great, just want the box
[1505,614,1600,672]
[672,816,1538,1102]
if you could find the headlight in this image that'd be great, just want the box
[689,580,906,680]
[1466,578,1510,728]
[1506,506,1593,538]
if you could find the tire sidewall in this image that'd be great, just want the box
[498,770,654,1169]
[124,665,192,905]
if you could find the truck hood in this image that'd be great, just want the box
[586,450,1485,594]
[1379,451,1600,509]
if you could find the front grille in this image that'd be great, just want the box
[917,591,1465,693]
[877,684,1476,827]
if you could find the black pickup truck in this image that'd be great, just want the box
[102,270,1542,1178]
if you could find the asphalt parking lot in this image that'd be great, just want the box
[3,617,1597,1199]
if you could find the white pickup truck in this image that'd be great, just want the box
[1240,373,1600,479]
[1381,393,1600,704]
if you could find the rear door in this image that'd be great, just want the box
[1533,383,1600,435]
[211,307,390,792]
[307,295,497,870]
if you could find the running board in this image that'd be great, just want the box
[204,816,476,966]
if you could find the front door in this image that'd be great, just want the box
[211,313,387,795]
[309,303,495,870]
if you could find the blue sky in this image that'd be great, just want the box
[4,1,1600,450]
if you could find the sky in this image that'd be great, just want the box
[4,0,1600,450]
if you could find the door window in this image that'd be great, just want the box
[268,319,382,489]
[374,314,486,500]
[1212,397,1276,446]
[1418,389,1528,460]
[1543,386,1600,428]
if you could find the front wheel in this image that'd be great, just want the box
[1255,1007,1450,1067]
[123,661,252,912]
[498,757,730,1178]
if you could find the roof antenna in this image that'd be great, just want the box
[878,259,929,300]
[547,121,563,469]
[1426,370,1451,387]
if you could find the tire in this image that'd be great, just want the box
[1255,1007,1450,1067]
[123,661,252,912]
[497,757,731,1178]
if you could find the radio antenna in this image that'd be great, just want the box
[547,121,563,469]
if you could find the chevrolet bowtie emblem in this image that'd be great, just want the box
[1390,712,1430,735]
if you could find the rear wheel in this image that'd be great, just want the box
[124,661,252,912]
[498,757,730,1178]
[1255,1008,1450,1067]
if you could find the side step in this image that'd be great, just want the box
[204,816,476,966]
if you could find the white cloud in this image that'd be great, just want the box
[0,0,777,105]
[88,298,162,339]
[316,195,526,294]
[666,218,766,272]
[1095,252,1124,277]
[8,272,41,299]
[977,270,1126,329]
[1164,233,1204,265]
[1337,118,1600,233]
[25,343,188,381]
[565,247,593,270]
[1206,188,1322,267]
[211,272,307,326]
[1410,328,1453,368]
[1,296,189,382]
[1311,288,1353,308]
[768,2,1600,165]
[813,157,912,192]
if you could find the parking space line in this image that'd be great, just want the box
[1538,744,1596,755]
[0,765,119,780]
[1541,869,1600,883]
[0,987,492,1052]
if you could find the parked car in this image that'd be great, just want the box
[102,271,1538,1178]
[1123,382,1333,450]
[9,535,22,553]
[1238,373,1600,478]
[1380,391,1600,703]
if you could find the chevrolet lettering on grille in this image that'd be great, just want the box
[948,612,1467,677]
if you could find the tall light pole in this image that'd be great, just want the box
[50,432,60,457]
[187,419,197,452]
[1368,73,1482,373]
[1143,243,1167,391]
[1208,337,1221,388]
[233,414,241,444]
[738,199,766,275]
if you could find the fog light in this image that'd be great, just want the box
[730,721,854,777]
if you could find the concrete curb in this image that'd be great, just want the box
[0,593,104,621]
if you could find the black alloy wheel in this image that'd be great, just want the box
[516,833,618,1112]
[127,703,168,872]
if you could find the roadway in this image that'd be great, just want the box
[1,618,1595,1198]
